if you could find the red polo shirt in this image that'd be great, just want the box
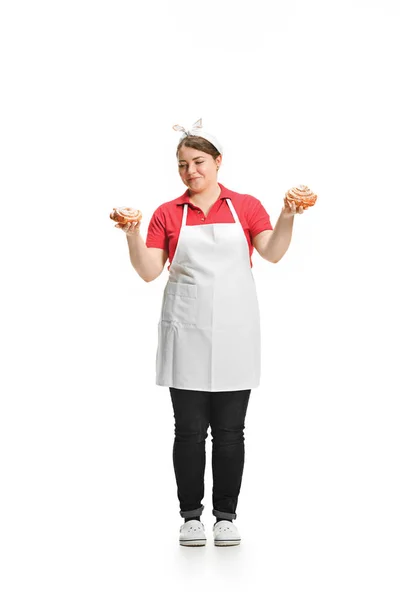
[146,183,273,271]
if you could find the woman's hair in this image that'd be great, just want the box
[176,136,221,160]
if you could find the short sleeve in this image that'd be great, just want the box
[146,206,168,251]
[246,195,273,241]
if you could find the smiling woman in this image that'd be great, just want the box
[113,118,306,546]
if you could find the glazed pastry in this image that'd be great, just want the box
[284,185,317,209]
[110,207,142,225]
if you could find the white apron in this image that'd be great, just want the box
[156,197,261,392]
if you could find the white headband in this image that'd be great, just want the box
[173,118,223,155]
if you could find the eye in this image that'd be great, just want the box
[195,161,204,164]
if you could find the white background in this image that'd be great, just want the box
[1,0,399,598]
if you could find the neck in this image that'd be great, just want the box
[188,182,221,205]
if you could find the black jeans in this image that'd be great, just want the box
[169,387,251,521]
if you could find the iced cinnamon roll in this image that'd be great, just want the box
[284,185,317,209]
[110,207,142,225]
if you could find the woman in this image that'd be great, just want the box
[115,119,304,547]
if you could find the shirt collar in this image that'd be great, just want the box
[176,183,230,206]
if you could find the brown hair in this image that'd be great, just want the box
[176,135,221,160]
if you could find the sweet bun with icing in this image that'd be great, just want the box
[284,185,317,209]
[110,207,142,225]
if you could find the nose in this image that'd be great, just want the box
[187,163,197,175]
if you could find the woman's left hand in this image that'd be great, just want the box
[281,199,308,218]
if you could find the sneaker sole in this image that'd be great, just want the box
[214,539,241,546]
[180,539,207,546]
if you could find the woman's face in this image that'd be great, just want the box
[177,145,222,192]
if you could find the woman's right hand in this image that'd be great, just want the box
[111,207,142,236]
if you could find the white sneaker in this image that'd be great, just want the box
[213,520,241,546]
[179,520,207,546]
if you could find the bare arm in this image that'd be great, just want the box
[253,210,295,263]
[126,232,168,282]
[115,219,168,282]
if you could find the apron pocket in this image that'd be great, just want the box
[162,281,197,324]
